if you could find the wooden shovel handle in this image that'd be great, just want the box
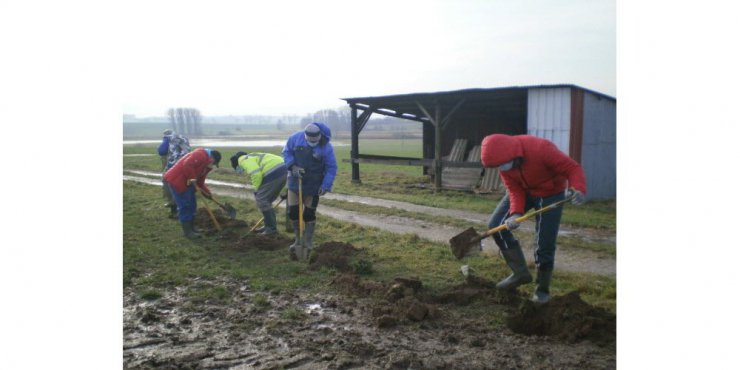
[199,191,221,231]
[480,196,574,239]
[249,198,285,232]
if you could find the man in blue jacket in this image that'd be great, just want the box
[157,129,191,217]
[282,122,337,260]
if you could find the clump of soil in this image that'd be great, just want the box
[331,274,440,328]
[231,234,292,251]
[308,241,361,272]
[329,273,386,297]
[507,291,616,345]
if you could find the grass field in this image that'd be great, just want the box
[124,181,616,312]
[124,139,616,231]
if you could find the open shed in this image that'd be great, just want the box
[342,84,616,200]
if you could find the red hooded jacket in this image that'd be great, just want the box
[163,148,212,194]
[481,134,586,215]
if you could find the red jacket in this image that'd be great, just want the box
[163,148,212,194]
[481,134,586,215]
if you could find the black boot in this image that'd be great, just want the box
[532,269,553,304]
[168,204,178,218]
[496,246,533,290]
[181,221,202,239]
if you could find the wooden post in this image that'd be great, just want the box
[434,102,442,190]
[351,106,361,184]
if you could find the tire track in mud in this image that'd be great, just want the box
[124,171,615,276]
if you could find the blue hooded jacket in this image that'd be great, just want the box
[282,122,337,195]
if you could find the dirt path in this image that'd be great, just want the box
[124,171,615,277]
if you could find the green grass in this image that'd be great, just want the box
[281,307,308,321]
[123,140,615,232]
[123,181,615,312]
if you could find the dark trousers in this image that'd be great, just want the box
[487,191,565,271]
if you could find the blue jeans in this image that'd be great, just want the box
[167,182,197,223]
[487,191,565,271]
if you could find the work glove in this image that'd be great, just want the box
[187,178,197,186]
[291,166,305,177]
[504,214,522,230]
[202,191,213,200]
[318,187,328,196]
[568,188,586,205]
[279,191,288,200]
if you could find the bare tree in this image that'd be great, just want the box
[192,109,203,136]
[176,108,185,134]
[167,108,176,131]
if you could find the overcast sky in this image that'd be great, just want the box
[121,0,615,117]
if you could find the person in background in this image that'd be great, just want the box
[480,133,586,304]
[157,129,191,217]
[229,151,287,235]
[282,122,337,260]
[163,148,221,238]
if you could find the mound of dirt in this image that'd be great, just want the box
[231,234,292,251]
[308,241,361,272]
[194,208,248,235]
[329,273,386,297]
[330,274,439,327]
[506,291,616,345]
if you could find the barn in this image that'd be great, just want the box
[342,84,616,200]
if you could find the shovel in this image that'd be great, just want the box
[449,195,574,260]
[296,176,307,260]
[196,185,237,220]
[198,190,222,232]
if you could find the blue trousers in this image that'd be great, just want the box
[487,191,565,271]
[167,182,197,223]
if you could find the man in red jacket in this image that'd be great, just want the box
[481,134,586,304]
[163,148,222,238]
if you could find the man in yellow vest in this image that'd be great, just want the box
[230,151,288,235]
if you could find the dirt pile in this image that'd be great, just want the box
[194,207,248,234]
[308,241,365,272]
[231,234,292,251]
[507,291,616,345]
[330,274,440,328]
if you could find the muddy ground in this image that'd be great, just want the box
[125,213,615,369]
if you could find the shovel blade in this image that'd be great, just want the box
[449,227,480,260]
[224,203,237,220]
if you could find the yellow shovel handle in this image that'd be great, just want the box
[201,194,221,231]
[481,196,574,238]
[249,197,285,232]
[298,177,304,235]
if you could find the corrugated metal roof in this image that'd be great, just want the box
[342,84,616,103]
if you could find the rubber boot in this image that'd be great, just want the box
[496,246,533,290]
[259,209,278,236]
[532,269,553,304]
[181,221,202,239]
[288,220,300,260]
[168,204,178,219]
[301,221,316,260]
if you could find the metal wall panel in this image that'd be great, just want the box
[527,88,571,153]
[581,91,617,199]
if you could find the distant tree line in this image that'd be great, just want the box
[298,107,416,133]
[167,108,203,136]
